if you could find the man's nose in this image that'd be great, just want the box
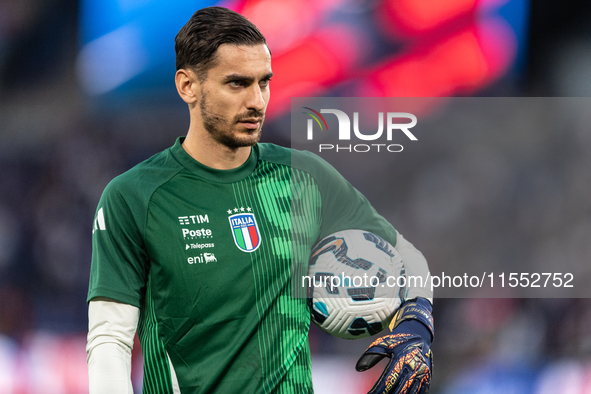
[245,85,267,112]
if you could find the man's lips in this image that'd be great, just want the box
[238,119,262,129]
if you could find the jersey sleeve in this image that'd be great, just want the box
[295,151,432,302]
[88,179,149,307]
[301,153,398,245]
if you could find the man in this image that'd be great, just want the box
[87,6,433,394]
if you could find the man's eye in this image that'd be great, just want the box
[229,81,243,87]
[260,79,271,87]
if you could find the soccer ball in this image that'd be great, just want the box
[307,229,407,339]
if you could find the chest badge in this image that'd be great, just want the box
[228,207,261,252]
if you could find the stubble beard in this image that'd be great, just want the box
[200,91,264,149]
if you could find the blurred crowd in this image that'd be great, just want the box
[1,0,591,393]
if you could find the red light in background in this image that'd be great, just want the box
[377,0,478,37]
[476,17,517,79]
[229,0,520,118]
[234,0,347,55]
[358,18,516,97]
[266,25,363,117]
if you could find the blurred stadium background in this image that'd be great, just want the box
[1,0,591,392]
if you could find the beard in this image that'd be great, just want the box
[200,91,264,149]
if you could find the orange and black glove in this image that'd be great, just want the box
[356,298,434,394]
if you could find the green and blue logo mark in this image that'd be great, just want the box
[303,107,329,140]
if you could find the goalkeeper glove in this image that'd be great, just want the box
[356,298,434,394]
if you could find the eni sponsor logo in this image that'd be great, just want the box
[188,252,217,264]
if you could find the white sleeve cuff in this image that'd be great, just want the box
[87,299,139,394]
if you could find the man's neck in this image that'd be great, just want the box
[181,130,252,170]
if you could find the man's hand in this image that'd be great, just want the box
[356,298,433,394]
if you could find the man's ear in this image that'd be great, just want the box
[175,68,200,105]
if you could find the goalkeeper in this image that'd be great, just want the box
[86,6,433,394]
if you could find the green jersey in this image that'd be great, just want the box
[88,137,397,393]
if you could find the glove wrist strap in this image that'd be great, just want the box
[389,298,434,340]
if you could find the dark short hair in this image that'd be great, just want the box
[175,6,267,80]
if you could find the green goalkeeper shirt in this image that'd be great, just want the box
[88,137,398,394]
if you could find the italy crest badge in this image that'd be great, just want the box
[228,210,261,252]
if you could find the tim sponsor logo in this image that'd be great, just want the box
[178,213,213,239]
[178,214,209,225]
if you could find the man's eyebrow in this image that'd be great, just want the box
[223,72,274,82]
[223,74,252,83]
